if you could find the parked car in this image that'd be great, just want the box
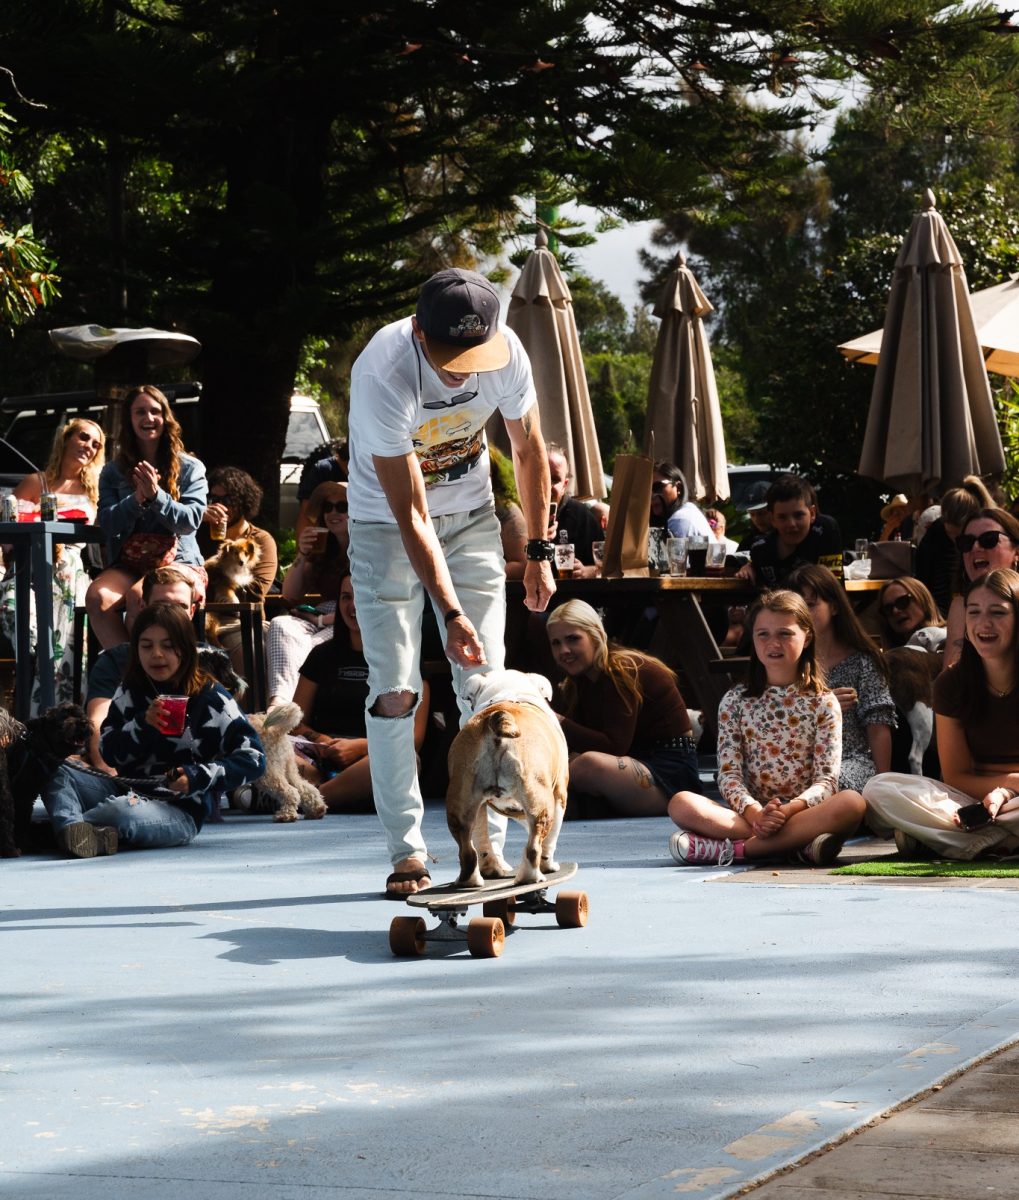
[0,386,329,528]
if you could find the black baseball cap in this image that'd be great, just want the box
[741,481,771,512]
[415,268,509,373]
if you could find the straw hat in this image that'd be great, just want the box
[879,493,910,522]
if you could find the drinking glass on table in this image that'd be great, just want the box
[705,541,727,576]
[591,540,605,571]
[855,538,870,560]
[687,537,709,575]
[667,537,688,577]
[553,542,576,579]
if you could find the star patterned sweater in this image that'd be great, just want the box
[99,681,266,829]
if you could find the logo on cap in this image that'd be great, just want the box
[450,313,488,339]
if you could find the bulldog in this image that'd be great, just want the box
[446,669,569,888]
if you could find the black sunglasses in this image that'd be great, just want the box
[652,480,676,494]
[321,500,348,514]
[881,593,913,618]
[956,530,1012,553]
[422,387,479,411]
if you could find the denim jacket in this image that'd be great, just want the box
[98,454,208,567]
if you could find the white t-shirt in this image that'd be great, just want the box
[347,318,536,522]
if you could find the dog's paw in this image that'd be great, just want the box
[302,798,328,820]
[479,853,515,879]
[456,869,486,889]
[273,807,299,823]
[540,857,560,875]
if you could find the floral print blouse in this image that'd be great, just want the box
[716,683,842,814]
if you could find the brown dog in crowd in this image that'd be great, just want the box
[204,536,262,604]
[446,669,569,889]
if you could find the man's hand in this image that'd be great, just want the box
[522,559,556,612]
[445,612,487,668]
[321,737,366,768]
[165,767,191,795]
[736,561,757,583]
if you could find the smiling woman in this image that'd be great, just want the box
[943,508,1019,668]
[864,568,1019,860]
[546,598,700,817]
[0,416,106,712]
[85,385,209,650]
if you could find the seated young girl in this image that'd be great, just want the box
[787,563,896,792]
[864,568,1019,860]
[291,574,429,811]
[546,599,699,817]
[42,602,265,857]
[668,589,866,866]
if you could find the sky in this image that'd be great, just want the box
[565,209,659,312]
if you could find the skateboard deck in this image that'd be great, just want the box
[390,862,586,959]
[407,861,578,911]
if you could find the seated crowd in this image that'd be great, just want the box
[6,389,1019,874]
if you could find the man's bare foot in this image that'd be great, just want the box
[384,857,432,897]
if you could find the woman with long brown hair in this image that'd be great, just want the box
[787,563,896,792]
[86,385,208,648]
[40,602,264,858]
[865,568,1019,859]
[943,508,1019,668]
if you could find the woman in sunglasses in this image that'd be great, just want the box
[944,509,1019,669]
[876,577,944,649]
[267,481,350,705]
[864,568,1019,859]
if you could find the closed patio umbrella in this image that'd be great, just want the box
[499,231,605,499]
[644,254,728,501]
[856,190,1004,492]
[840,273,1019,379]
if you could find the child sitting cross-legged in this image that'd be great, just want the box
[668,589,866,867]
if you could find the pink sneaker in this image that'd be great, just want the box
[669,831,744,866]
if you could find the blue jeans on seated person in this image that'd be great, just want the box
[43,763,198,849]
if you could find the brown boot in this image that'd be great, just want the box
[60,822,119,859]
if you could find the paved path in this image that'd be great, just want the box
[743,1042,1019,1198]
[3,811,1018,1199]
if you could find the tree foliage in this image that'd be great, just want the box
[0,0,1015,508]
[0,105,59,331]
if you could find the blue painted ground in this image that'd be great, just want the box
[3,809,1019,1199]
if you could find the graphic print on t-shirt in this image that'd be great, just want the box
[412,411,486,487]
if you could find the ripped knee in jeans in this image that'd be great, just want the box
[370,689,417,719]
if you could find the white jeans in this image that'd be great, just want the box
[349,504,507,866]
[863,772,1019,860]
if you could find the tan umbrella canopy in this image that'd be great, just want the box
[856,190,1004,492]
[500,230,605,500]
[840,273,1019,378]
[644,254,728,501]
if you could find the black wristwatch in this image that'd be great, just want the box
[525,538,556,562]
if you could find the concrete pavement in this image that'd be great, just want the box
[3,809,1019,1199]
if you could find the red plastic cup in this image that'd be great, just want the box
[159,695,188,736]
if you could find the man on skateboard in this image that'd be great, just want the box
[347,268,556,897]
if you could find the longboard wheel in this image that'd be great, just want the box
[389,915,427,956]
[466,916,505,958]
[555,890,589,928]
[482,897,517,926]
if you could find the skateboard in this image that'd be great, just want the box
[388,862,587,959]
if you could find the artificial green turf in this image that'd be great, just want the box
[832,858,1019,878]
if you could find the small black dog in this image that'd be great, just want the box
[199,645,247,701]
[0,703,92,857]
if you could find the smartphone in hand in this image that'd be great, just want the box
[957,802,992,830]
